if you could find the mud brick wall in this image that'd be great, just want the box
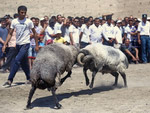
[0,0,150,19]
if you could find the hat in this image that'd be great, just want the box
[40,18,45,21]
[136,18,141,22]
[106,15,112,20]
[147,17,150,20]
[117,20,122,23]
[56,30,62,34]
[142,14,147,19]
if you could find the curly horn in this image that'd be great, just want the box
[83,55,93,63]
[77,53,85,66]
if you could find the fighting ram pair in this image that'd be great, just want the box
[26,43,128,109]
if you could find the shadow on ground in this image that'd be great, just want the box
[30,84,124,109]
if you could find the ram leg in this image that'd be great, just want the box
[111,72,119,86]
[119,72,127,87]
[60,71,72,85]
[26,85,36,109]
[51,87,62,109]
[89,71,97,89]
[83,67,89,86]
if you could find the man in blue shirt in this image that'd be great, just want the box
[0,18,8,68]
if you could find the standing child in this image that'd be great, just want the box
[53,30,66,44]
[38,37,45,49]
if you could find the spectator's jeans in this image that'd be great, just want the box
[8,44,30,82]
[103,38,115,47]
[80,42,90,49]
[0,47,6,60]
[140,35,150,63]
[2,47,17,70]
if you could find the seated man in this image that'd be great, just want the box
[121,38,139,64]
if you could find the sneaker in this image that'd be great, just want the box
[3,80,12,87]
[3,69,9,73]
[0,68,4,72]
[143,62,147,64]
[0,68,9,73]
[136,61,139,64]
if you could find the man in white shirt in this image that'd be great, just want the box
[39,18,54,45]
[2,5,39,86]
[114,20,123,49]
[44,24,55,44]
[79,18,91,48]
[102,15,116,46]
[89,18,103,43]
[54,15,63,34]
[61,17,71,45]
[69,17,80,47]
[138,14,150,63]
[124,19,136,42]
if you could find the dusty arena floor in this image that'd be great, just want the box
[0,63,150,113]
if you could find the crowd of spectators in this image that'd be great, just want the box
[0,9,150,75]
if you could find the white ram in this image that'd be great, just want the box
[77,43,128,88]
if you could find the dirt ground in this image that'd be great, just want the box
[0,63,150,113]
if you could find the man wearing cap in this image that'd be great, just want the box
[39,18,54,45]
[147,17,150,22]
[114,20,123,48]
[102,15,116,46]
[138,14,150,63]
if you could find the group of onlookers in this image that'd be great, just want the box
[26,13,149,66]
[0,5,150,87]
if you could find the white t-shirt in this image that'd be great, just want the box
[114,26,122,44]
[124,25,135,41]
[89,24,103,43]
[42,26,54,44]
[69,25,80,44]
[45,26,54,39]
[102,23,115,41]
[11,18,34,45]
[80,24,90,43]
[138,21,150,36]
[63,27,70,43]
[54,22,63,34]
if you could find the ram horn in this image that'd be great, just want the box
[83,55,93,63]
[77,53,85,66]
